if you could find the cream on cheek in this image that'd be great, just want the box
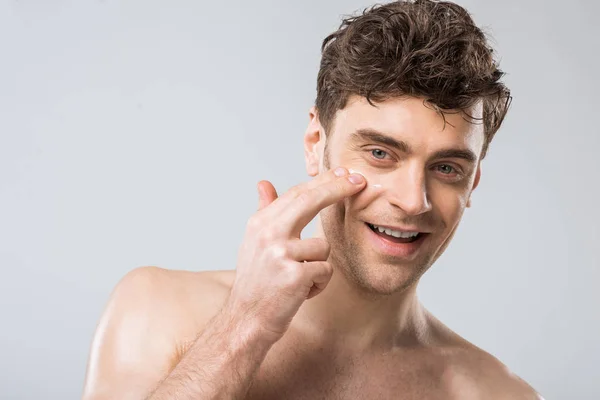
[348,166,463,217]
[346,168,385,208]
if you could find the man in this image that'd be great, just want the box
[83,1,543,399]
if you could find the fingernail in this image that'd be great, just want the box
[334,167,347,177]
[348,173,364,184]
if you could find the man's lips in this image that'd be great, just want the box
[365,222,431,234]
[364,222,429,257]
[366,223,426,243]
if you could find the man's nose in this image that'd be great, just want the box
[384,166,432,216]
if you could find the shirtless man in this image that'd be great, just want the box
[83,1,544,399]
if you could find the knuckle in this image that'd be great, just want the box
[320,241,331,258]
[281,261,302,285]
[265,226,283,241]
[266,242,288,261]
[287,185,303,199]
[257,228,277,247]
[332,178,347,193]
[295,190,315,207]
[314,261,333,280]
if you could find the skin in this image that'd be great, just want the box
[82,95,543,399]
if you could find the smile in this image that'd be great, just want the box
[366,223,424,243]
[367,223,421,242]
[365,222,429,258]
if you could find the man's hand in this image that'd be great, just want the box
[225,167,366,342]
[83,167,367,400]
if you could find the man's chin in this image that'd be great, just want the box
[342,258,423,297]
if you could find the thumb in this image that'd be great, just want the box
[257,180,278,210]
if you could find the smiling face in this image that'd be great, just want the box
[304,95,484,295]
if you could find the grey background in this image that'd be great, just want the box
[1,0,598,398]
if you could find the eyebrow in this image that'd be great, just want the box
[350,128,478,163]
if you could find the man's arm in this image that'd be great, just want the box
[83,169,365,399]
[82,267,275,400]
[146,301,274,399]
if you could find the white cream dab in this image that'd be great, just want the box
[348,169,383,189]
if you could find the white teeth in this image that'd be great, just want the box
[371,224,419,239]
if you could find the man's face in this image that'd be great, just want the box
[304,95,484,295]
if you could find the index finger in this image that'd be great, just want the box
[258,166,349,217]
[280,170,366,236]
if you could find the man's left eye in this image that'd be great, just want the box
[371,149,388,159]
[437,164,456,174]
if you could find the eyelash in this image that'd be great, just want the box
[367,148,464,179]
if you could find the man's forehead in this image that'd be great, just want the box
[330,95,485,151]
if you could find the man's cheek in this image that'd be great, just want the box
[347,189,375,212]
[348,168,385,201]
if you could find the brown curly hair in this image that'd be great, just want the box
[316,0,511,159]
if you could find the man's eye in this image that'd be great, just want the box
[371,149,388,159]
[437,164,456,174]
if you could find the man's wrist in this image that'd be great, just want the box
[212,303,277,361]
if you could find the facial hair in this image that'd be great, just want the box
[320,142,451,299]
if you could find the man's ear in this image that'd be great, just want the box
[466,164,482,208]
[304,106,324,177]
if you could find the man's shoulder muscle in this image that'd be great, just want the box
[443,345,542,400]
[82,266,235,399]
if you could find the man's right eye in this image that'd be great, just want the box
[371,149,388,160]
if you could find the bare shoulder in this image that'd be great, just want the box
[442,343,543,400]
[99,266,237,339]
[82,266,236,399]
[423,312,543,400]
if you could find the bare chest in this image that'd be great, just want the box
[244,338,457,400]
